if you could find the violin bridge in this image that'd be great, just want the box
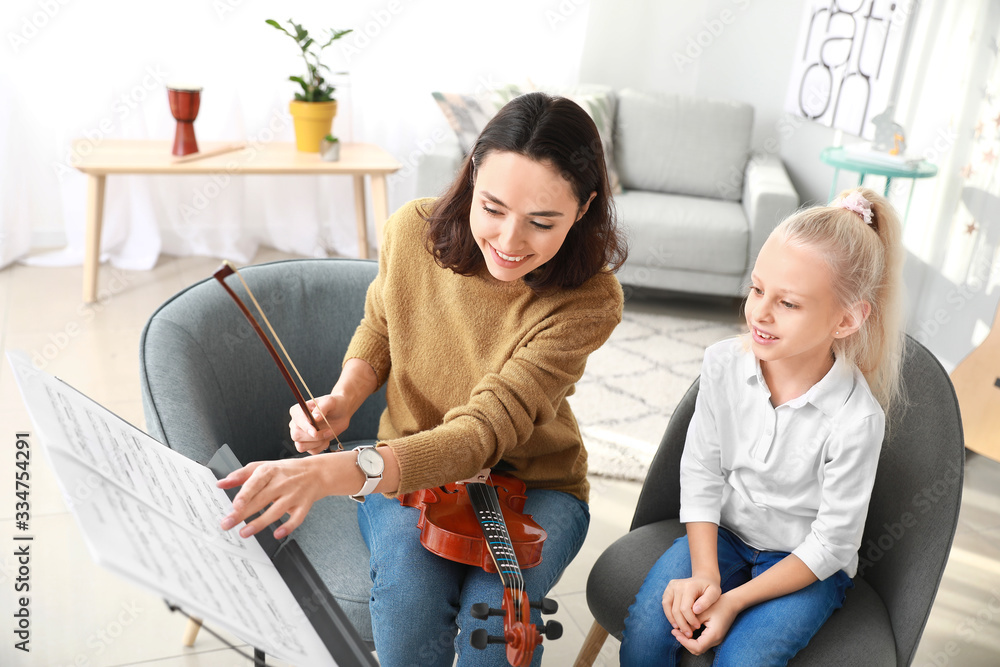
[455,468,492,485]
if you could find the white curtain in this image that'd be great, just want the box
[0,0,590,271]
[890,0,1000,367]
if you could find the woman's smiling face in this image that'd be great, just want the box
[469,151,593,282]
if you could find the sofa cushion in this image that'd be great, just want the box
[432,83,622,193]
[616,190,749,276]
[615,90,753,201]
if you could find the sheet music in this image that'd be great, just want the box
[7,350,338,666]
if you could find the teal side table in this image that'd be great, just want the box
[820,146,938,222]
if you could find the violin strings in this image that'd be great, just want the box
[224,260,343,451]
[481,475,526,619]
[473,483,506,581]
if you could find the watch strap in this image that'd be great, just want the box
[350,446,383,503]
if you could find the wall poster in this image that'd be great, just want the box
[784,0,913,139]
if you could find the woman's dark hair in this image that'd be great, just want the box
[421,92,627,292]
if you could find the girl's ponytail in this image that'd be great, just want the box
[851,187,906,422]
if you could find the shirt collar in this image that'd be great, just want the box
[742,343,856,415]
[799,353,856,415]
[743,345,765,389]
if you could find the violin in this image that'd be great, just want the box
[399,471,544,570]
[400,471,562,666]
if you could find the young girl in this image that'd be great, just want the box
[619,187,905,666]
[218,92,628,667]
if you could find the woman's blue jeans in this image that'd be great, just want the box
[620,527,853,667]
[357,487,589,667]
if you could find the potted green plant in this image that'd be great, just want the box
[320,134,340,161]
[266,18,352,152]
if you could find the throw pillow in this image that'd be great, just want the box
[431,85,522,155]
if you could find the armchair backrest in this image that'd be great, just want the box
[627,336,963,665]
[140,258,386,465]
[856,338,964,665]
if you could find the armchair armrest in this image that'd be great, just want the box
[741,153,800,274]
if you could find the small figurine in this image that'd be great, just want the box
[871,106,906,154]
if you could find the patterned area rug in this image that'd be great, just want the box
[570,306,744,481]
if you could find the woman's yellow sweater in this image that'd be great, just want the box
[344,199,623,503]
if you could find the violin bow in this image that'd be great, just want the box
[213,260,343,451]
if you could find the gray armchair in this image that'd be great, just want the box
[575,336,964,666]
[139,258,385,648]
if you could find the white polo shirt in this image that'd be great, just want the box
[679,336,885,580]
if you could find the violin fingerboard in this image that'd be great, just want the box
[466,482,525,590]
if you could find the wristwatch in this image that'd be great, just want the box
[350,446,385,503]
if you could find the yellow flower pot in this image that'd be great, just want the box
[289,100,338,152]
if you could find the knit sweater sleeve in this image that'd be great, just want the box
[342,208,397,386]
[388,288,623,495]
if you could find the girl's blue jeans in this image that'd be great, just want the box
[620,527,853,667]
[357,487,589,667]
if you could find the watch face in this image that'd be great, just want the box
[358,447,385,476]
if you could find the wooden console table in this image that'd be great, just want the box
[71,140,400,302]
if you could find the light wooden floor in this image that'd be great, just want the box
[0,253,998,666]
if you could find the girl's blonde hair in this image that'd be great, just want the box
[773,187,905,420]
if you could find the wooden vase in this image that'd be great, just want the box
[167,87,202,157]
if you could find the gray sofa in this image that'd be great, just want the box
[418,88,800,298]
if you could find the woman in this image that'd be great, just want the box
[219,92,628,666]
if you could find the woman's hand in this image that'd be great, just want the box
[217,456,332,540]
[289,394,351,455]
[662,575,721,639]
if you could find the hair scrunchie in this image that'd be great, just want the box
[831,191,874,225]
